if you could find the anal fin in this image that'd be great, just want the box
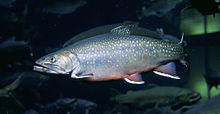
[153,62,180,80]
[124,72,145,84]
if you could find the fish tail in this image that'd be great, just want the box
[179,32,190,69]
[177,33,184,45]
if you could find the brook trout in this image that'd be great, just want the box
[33,25,187,84]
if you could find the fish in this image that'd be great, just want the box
[184,94,220,114]
[0,0,16,8]
[137,0,184,19]
[0,37,27,48]
[0,9,18,23]
[36,98,97,114]
[33,25,187,84]
[19,71,49,87]
[110,85,201,112]
[23,109,38,114]
[0,74,23,97]
[43,0,87,15]
[0,37,31,73]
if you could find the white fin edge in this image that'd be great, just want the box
[71,74,92,79]
[153,71,180,80]
[178,32,184,45]
[124,78,145,84]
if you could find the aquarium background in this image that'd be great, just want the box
[0,0,220,113]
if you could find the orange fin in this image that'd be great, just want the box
[124,73,145,84]
[153,62,180,79]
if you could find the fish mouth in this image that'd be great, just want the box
[171,92,201,110]
[188,92,201,104]
[33,63,67,74]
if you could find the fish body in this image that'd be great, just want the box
[0,37,30,71]
[184,94,220,114]
[0,9,18,23]
[111,85,201,108]
[0,0,16,8]
[34,26,186,84]
[36,98,97,114]
[0,37,27,48]
[0,74,22,97]
[138,0,184,19]
[43,1,86,15]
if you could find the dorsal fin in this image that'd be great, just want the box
[110,25,130,35]
[63,23,134,47]
[63,22,175,47]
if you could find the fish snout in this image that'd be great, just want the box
[188,92,201,103]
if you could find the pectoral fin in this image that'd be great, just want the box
[153,62,180,79]
[70,65,93,79]
[71,72,93,79]
[124,73,145,84]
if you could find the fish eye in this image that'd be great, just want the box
[50,56,56,63]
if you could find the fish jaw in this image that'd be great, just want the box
[177,91,201,104]
[171,91,201,110]
[33,61,68,74]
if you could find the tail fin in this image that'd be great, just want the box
[178,33,184,45]
[179,32,190,69]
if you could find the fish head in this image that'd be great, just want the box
[34,50,79,75]
[176,90,201,103]
[171,89,201,109]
